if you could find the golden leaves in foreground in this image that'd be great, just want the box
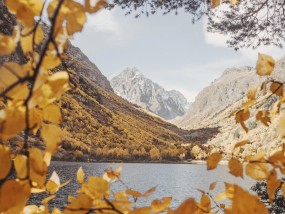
[77,167,85,184]
[0,34,16,56]
[6,0,44,27]
[207,152,222,170]
[225,185,268,214]
[246,162,269,180]
[151,197,172,213]
[0,180,31,214]
[256,53,275,76]
[267,169,280,203]
[0,145,11,180]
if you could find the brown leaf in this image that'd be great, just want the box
[228,158,243,178]
[256,110,271,126]
[267,169,280,203]
[207,153,222,170]
[270,81,283,96]
[233,140,250,150]
[174,198,198,214]
[209,182,217,190]
[246,162,269,180]
[226,185,269,214]
[151,197,172,213]
[235,109,250,132]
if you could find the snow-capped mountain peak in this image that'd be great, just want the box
[110,67,190,120]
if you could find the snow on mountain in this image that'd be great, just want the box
[110,67,190,120]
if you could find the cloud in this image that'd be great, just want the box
[86,10,121,35]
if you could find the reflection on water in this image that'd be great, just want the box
[29,161,256,209]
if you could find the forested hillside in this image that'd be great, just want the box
[0,2,219,161]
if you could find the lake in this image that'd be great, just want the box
[30,161,256,210]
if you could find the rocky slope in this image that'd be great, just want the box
[110,67,190,120]
[177,66,264,129]
[177,58,285,158]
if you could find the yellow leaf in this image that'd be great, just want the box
[228,157,243,178]
[7,83,29,102]
[43,104,61,124]
[225,185,269,214]
[233,139,250,150]
[65,194,93,211]
[256,110,271,126]
[45,71,69,99]
[215,183,235,201]
[0,106,26,140]
[85,0,107,13]
[41,124,62,154]
[20,27,44,54]
[126,189,143,197]
[270,81,283,96]
[14,155,28,179]
[207,153,222,170]
[6,0,44,27]
[44,152,52,167]
[0,145,11,180]
[199,194,211,213]
[29,148,48,188]
[0,34,16,56]
[151,197,172,213]
[77,167,85,184]
[42,195,56,205]
[246,162,269,180]
[81,176,110,199]
[267,169,280,203]
[231,0,238,5]
[0,180,30,214]
[174,198,198,214]
[42,53,62,70]
[247,86,258,100]
[46,171,60,194]
[65,1,87,35]
[256,53,275,76]
[52,207,62,214]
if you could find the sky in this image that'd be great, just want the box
[72,7,285,102]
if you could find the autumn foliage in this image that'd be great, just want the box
[0,0,285,213]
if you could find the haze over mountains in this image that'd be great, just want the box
[110,67,190,120]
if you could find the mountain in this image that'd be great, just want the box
[176,58,285,158]
[0,3,219,161]
[176,66,262,129]
[110,67,190,120]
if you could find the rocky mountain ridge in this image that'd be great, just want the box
[176,57,285,158]
[110,67,190,120]
[176,66,264,128]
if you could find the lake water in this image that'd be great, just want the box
[31,161,256,210]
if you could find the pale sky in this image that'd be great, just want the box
[72,8,284,102]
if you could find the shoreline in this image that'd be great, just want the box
[52,159,229,165]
